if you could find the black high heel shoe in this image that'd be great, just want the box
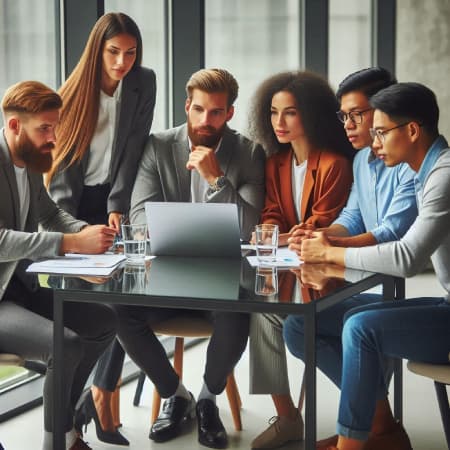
[75,390,129,446]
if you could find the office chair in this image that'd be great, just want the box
[133,314,243,431]
[407,353,450,449]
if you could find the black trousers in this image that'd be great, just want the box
[0,277,116,431]
[77,183,126,392]
[114,305,249,398]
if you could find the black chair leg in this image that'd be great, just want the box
[434,381,450,450]
[133,371,146,406]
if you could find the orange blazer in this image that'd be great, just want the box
[262,149,352,232]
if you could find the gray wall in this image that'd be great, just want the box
[396,0,450,139]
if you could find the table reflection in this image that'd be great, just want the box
[53,259,356,307]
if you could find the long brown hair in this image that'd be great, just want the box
[45,12,142,186]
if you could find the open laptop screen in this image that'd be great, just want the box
[145,202,241,258]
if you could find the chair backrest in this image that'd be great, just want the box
[0,353,24,366]
[407,360,450,385]
[152,314,213,338]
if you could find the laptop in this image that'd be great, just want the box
[145,202,241,258]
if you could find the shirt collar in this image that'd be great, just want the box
[364,146,378,163]
[416,135,448,186]
[100,79,122,102]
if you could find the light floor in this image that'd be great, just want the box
[0,271,447,450]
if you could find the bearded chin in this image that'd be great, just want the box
[187,121,225,148]
[25,152,53,173]
[17,133,54,173]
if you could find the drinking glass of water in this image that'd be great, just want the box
[255,224,279,263]
[121,223,147,263]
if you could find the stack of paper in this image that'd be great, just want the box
[26,254,127,276]
[246,247,302,268]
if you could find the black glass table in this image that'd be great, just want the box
[50,257,404,449]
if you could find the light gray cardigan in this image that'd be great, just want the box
[345,138,450,298]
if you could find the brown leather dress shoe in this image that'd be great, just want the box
[69,437,92,450]
[365,421,412,450]
[316,421,412,450]
[316,434,338,450]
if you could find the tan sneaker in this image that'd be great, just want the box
[251,412,304,449]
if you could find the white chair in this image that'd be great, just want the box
[407,353,450,449]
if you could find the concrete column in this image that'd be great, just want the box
[396,0,450,138]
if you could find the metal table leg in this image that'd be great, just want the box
[53,290,65,450]
[304,302,317,448]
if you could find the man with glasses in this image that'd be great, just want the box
[284,68,418,448]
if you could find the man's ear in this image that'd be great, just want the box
[7,116,21,136]
[409,121,421,143]
[225,105,234,122]
[185,98,191,115]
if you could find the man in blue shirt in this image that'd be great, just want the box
[284,68,418,448]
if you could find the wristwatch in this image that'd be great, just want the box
[208,175,227,193]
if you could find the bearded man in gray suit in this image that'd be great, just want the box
[0,81,117,450]
[116,68,265,449]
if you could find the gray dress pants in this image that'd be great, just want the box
[0,276,116,432]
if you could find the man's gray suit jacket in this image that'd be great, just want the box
[0,130,86,300]
[48,66,157,216]
[130,124,265,240]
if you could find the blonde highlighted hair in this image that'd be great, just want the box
[185,68,238,108]
[45,12,142,186]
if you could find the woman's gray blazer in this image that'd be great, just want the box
[48,66,157,217]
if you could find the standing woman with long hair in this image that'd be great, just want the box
[46,12,156,446]
[247,71,353,449]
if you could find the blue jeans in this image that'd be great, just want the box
[285,296,450,440]
[283,293,381,387]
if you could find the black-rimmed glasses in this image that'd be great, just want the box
[336,108,372,125]
[369,122,411,143]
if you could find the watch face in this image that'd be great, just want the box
[216,176,226,188]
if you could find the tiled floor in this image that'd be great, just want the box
[0,270,447,450]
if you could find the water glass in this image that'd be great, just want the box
[121,223,147,263]
[255,224,279,263]
[255,266,278,296]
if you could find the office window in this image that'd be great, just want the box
[0,0,56,387]
[328,0,372,89]
[0,0,57,127]
[205,0,300,133]
[105,0,167,131]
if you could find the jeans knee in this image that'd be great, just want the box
[283,315,305,358]
[342,312,369,349]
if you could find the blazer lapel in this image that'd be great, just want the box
[215,127,234,174]
[0,134,21,229]
[111,75,139,177]
[172,126,191,201]
[278,150,298,226]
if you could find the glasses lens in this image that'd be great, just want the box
[351,111,363,124]
[369,128,376,140]
[336,111,346,123]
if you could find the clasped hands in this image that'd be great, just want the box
[287,223,331,263]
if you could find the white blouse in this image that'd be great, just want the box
[291,158,307,222]
[84,81,122,186]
